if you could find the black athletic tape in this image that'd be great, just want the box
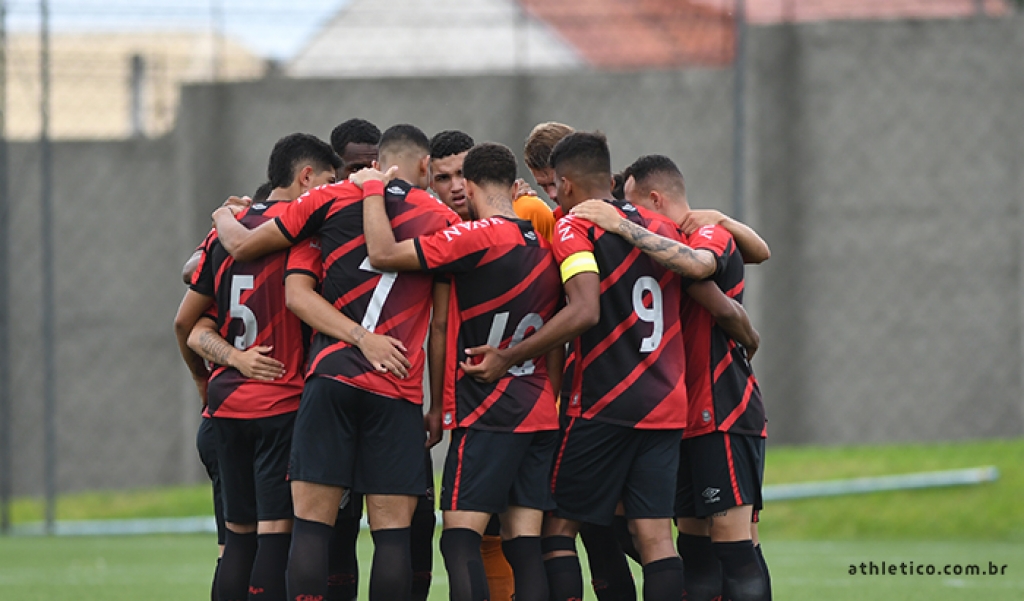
[541,535,577,554]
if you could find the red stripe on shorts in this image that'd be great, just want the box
[452,433,468,510]
[550,417,576,493]
[723,433,744,505]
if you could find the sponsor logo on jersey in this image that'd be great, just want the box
[524,230,537,241]
[439,217,505,242]
[387,185,406,196]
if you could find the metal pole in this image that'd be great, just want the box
[40,0,56,535]
[0,0,10,538]
[731,0,747,222]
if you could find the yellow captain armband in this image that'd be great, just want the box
[560,251,599,283]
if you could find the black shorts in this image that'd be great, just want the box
[289,376,428,496]
[550,417,681,526]
[440,428,558,514]
[212,412,296,524]
[196,417,226,545]
[675,431,765,519]
[335,450,435,519]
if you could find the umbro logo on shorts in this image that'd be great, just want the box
[702,487,721,504]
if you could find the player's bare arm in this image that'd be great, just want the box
[680,209,771,264]
[461,271,599,383]
[173,289,214,404]
[571,199,717,280]
[283,272,411,378]
[545,343,566,397]
[425,281,449,449]
[211,206,292,262]
[181,249,202,285]
[686,281,760,358]
[354,166,421,271]
[188,317,286,381]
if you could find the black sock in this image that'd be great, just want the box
[611,515,642,564]
[439,528,489,601]
[754,544,772,601]
[369,527,412,601]
[714,540,768,601]
[579,522,636,601]
[219,530,259,601]
[544,554,584,601]
[642,557,684,601]
[248,533,291,601]
[328,515,360,601]
[410,496,436,601]
[212,557,222,601]
[287,518,334,601]
[677,533,722,601]
[501,536,547,601]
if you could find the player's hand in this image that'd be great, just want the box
[570,200,622,233]
[232,345,286,381]
[222,195,252,216]
[459,345,513,383]
[424,408,443,449]
[513,178,537,199]
[680,209,726,236]
[357,332,411,378]
[742,330,759,361]
[350,165,398,189]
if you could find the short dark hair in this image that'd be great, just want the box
[330,118,381,155]
[549,131,611,183]
[379,124,430,157]
[252,181,273,203]
[524,122,575,170]
[611,172,626,200]
[267,133,341,189]
[623,154,685,194]
[463,143,517,188]
[430,130,475,160]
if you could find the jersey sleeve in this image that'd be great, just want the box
[687,224,733,277]
[552,215,599,283]
[415,226,493,274]
[514,195,556,243]
[189,239,217,297]
[285,236,324,284]
[274,186,335,243]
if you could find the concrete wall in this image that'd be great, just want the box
[4,16,1023,495]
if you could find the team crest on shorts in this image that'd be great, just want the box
[702,487,721,504]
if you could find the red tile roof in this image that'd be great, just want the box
[520,0,1012,68]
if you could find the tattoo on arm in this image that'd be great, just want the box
[616,218,716,278]
[196,330,235,367]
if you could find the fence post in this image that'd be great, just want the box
[39,0,56,536]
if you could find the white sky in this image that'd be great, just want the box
[3,0,349,60]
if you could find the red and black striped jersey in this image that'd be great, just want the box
[553,200,688,430]
[681,224,766,438]
[415,216,562,433]
[190,201,306,419]
[274,179,459,404]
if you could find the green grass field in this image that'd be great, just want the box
[2,438,1023,600]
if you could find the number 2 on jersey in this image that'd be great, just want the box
[359,257,398,332]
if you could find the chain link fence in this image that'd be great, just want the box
[2,0,1023,533]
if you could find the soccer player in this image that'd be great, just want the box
[331,118,381,178]
[211,124,457,601]
[462,132,700,601]
[358,142,563,601]
[186,133,340,601]
[524,121,575,204]
[571,155,770,601]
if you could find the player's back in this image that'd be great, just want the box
[276,178,459,404]
[680,225,765,438]
[192,201,307,418]
[417,216,562,432]
[554,200,687,430]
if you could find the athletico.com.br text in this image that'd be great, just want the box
[849,561,1009,576]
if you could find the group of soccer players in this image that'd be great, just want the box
[172,117,772,601]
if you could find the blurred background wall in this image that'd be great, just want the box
[2,1,1022,496]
